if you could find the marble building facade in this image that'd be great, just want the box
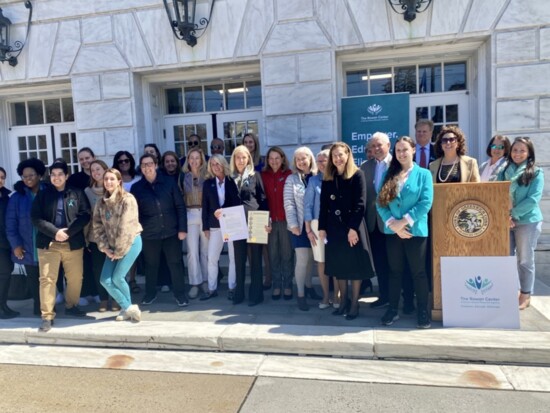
[0,0,548,242]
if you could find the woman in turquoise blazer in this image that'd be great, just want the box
[376,137,433,328]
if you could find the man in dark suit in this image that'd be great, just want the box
[414,119,436,168]
[360,132,392,308]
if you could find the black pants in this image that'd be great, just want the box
[0,247,14,306]
[80,247,97,297]
[25,264,41,315]
[88,242,109,301]
[369,226,390,301]
[142,235,186,299]
[233,240,263,303]
[386,235,429,312]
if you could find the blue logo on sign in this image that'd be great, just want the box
[465,275,493,295]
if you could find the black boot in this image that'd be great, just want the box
[0,304,20,319]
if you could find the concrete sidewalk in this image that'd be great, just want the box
[1,275,550,366]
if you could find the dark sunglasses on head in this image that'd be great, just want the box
[490,144,505,150]
[441,137,456,144]
[211,145,223,150]
[188,141,200,147]
[118,159,130,164]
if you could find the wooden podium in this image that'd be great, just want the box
[431,182,510,321]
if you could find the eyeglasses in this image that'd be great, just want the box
[140,162,155,168]
[211,145,223,150]
[441,137,457,144]
[118,159,130,164]
[21,173,37,180]
[490,144,505,150]
[188,141,200,147]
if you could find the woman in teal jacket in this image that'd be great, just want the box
[498,137,544,310]
[376,137,433,329]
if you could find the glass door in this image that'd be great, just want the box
[164,115,214,159]
[216,110,262,157]
[54,123,79,175]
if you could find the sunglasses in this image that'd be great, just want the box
[441,137,457,144]
[211,145,223,150]
[188,141,200,147]
[118,159,130,164]
[490,144,505,150]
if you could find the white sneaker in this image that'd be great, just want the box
[115,310,129,321]
[188,286,199,299]
[126,304,141,322]
[55,292,64,305]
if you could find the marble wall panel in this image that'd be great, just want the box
[277,0,313,21]
[176,33,208,64]
[316,0,360,47]
[114,13,152,69]
[102,72,132,100]
[300,113,335,145]
[389,2,429,41]
[496,30,536,64]
[72,75,101,103]
[463,0,508,33]
[264,83,333,116]
[82,16,113,44]
[236,0,274,57]
[541,28,550,61]
[264,21,330,54]
[265,116,299,146]
[105,128,136,154]
[72,45,130,74]
[540,99,550,129]
[208,0,248,60]
[298,52,332,83]
[75,101,133,130]
[135,9,178,66]
[77,131,105,156]
[497,0,550,29]
[50,20,81,77]
[263,55,296,86]
[27,23,58,79]
[496,64,550,98]
[347,0,391,43]
[496,100,536,131]
[430,0,469,36]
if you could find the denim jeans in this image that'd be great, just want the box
[510,221,542,294]
[100,235,142,311]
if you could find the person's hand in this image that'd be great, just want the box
[104,248,116,260]
[214,209,223,219]
[347,228,359,247]
[290,226,300,236]
[14,246,25,260]
[396,228,413,239]
[204,230,210,239]
[178,231,187,241]
[265,225,272,234]
[509,216,516,229]
[55,229,69,242]
[388,218,408,234]
[307,230,318,247]
[318,230,327,242]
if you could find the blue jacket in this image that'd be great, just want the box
[303,173,321,222]
[376,165,433,237]
[6,183,48,265]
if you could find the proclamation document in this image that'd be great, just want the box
[219,205,248,242]
[247,210,270,244]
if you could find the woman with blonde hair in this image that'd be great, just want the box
[243,133,265,172]
[93,168,143,322]
[284,146,322,311]
[319,143,373,320]
[230,145,269,306]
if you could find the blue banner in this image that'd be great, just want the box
[341,93,410,165]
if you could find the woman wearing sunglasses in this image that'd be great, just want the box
[429,125,480,183]
[479,135,511,182]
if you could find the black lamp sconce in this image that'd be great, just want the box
[163,0,216,47]
[0,1,33,67]
[388,0,433,22]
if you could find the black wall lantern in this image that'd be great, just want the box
[0,1,33,67]
[388,0,433,22]
[163,0,216,47]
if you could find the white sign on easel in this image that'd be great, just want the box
[441,256,520,329]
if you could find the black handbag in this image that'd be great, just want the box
[8,265,31,301]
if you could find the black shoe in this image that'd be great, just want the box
[141,294,157,305]
[0,305,20,319]
[248,297,264,307]
[403,302,416,315]
[271,292,281,301]
[417,310,431,329]
[232,295,244,305]
[370,298,389,309]
[199,290,218,301]
[283,290,293,301]
[297,296,309,311]
[332,299,350,316]
[346,303,360,320]
[304,287,322,300]
[381,308,399,326]
[227,290,235,301]
[176,296,189,307]
[39,319,53,332]
[65,306,86,317]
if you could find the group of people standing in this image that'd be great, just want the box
[0,123,544,331]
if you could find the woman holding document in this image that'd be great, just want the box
[230,145,269,306]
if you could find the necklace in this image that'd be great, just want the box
[438,157,458,183]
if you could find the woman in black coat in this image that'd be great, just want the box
[318,143,374,320]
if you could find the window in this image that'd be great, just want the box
[10,98,75,126]
[345,61,467,96]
